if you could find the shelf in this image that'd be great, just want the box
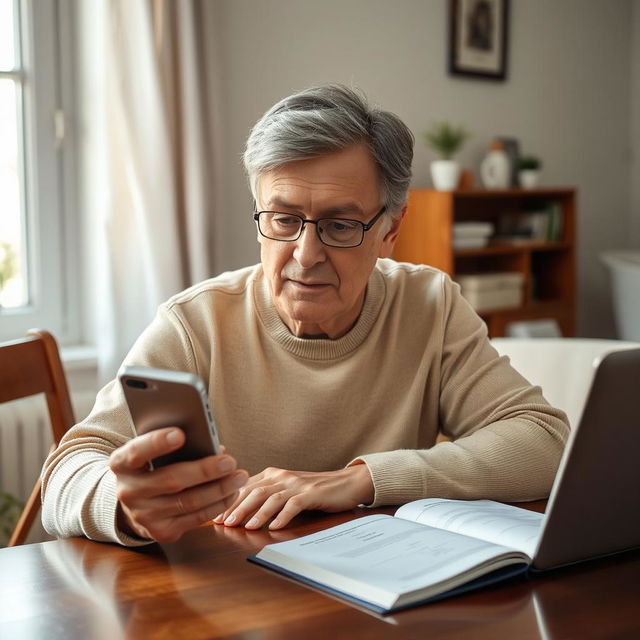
[455,241,571,257]
[393,188,577,337]
[448,187,575,199]
[476,300,571,317]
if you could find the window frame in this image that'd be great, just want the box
[0,0,80,345]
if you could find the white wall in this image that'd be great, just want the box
[631,0,640,247]
[212,0,634,338]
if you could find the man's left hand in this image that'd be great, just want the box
[213,463,374,530]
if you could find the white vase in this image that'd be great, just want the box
[518,169,540,189]
[480,148,510,189]
[430,160,461,191]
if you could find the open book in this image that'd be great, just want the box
[249,499,544,614]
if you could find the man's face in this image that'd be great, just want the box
[256,144,403,339]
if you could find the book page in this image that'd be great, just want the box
[395,499,543,558]
[256,514,528,610]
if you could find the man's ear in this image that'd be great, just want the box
[378,205,407,259]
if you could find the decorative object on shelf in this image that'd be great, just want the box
[518,155,542,189]
[424,121,470,191]
[480,140,510,188]
[448,0,510,81]
[458,169,475,190]
[497,137,520,186]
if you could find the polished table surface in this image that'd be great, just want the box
[1,505,639,640]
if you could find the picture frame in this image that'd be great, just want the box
[449,0,510,81]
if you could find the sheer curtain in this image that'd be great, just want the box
[90,0,222,382]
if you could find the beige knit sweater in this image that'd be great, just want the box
[41,259,569,545]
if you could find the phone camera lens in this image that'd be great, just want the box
[126,378,148,389]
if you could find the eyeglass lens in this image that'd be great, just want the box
[258,213,363,247]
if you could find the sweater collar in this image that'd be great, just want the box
[254,263,386,360]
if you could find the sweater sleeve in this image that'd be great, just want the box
[41,304,200,544]
[353,276,570,507]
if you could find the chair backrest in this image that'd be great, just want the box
[0,329,76,545]
[491,337,640,429]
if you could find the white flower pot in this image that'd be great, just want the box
[518,169,540,189]
[430,160,461,191]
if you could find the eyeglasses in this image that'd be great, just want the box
[253,206,387,248]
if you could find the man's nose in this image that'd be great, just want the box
[293,222,326,268]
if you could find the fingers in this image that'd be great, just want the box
[171,483,243,535]
[215,484,306,530]
[123,471,248,544]
[251,492,305,530]
[212,466,375,531]
[118,453,239,500]
[109,428,250,543]
[213,470,308,530]
[153,471,248,519]
[219,485,277,527]
[109,427,185,472]
[214,484,259,523]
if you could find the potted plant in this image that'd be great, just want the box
[0,491,22,547]
[517,155,542,189]
[424,122,470,191]
[0,242,17,309]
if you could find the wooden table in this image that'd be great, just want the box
[1,507,639,639]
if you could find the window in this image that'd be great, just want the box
[0,0,79,343]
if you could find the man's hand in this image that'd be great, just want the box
[213,463,374,530]
[109,427,248,543]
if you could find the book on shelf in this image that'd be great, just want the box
[452,221,495,250]
[250,498,542,614]
[453,236,490,250]
[494,203,564,244]
[546,202,564,242]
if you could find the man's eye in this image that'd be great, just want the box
[327,220,358,233]
[272,215,300,226]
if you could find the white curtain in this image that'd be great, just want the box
[89,0,222,383]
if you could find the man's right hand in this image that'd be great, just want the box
[108,427,248,543]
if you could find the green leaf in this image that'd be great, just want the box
[518,155,542,170]
[423,122,470,160]
[0,242,18,293]
[0,491,24,547]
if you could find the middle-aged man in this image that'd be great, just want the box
[42,85,569,546]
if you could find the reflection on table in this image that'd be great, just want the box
[1,507,639,639]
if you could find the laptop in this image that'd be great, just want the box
[531,347,640,570]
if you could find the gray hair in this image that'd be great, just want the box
[243,85,414,220]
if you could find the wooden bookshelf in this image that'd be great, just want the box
[393,188,577,337]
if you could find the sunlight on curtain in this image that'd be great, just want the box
[87,0,222,382]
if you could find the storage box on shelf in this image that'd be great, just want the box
[392,188,576,337]
[456,272,524,312]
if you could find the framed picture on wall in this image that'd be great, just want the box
[449,0,509,80]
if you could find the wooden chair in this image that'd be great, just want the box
[0,329,75,546]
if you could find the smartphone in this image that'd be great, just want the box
[119,365,221,468]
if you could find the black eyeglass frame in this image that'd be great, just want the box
[253,205,387,248]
